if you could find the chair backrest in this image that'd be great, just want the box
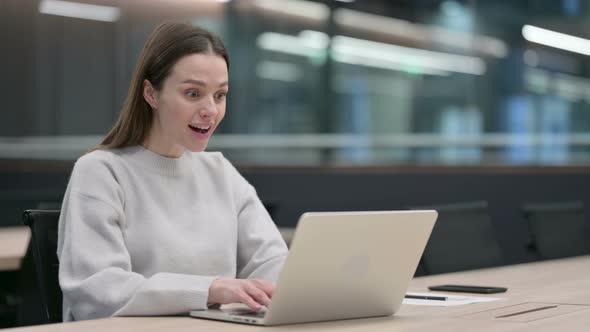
[414,260,427,277]
[22,210,62,324]
[523,201,590,260]
[413,201,504,275]
[262,200,280,221]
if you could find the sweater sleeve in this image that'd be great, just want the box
[222,158,289,282]
[57,156,217,321]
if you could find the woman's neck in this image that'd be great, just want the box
[142,128,185,158]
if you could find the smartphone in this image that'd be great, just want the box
[428,284,507,294]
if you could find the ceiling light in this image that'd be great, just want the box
[254,0,329,21]
[257,31,486,75]
[522,24,590,56]
[39,0,121,22]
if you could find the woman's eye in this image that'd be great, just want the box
[216,92,227,100]
[186,90,199,98]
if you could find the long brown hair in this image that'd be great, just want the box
[94,22,229,151]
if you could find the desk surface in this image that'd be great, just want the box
[0,227,30,271]
[6,256,590,331]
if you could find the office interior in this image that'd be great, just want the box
[1,0,589,330]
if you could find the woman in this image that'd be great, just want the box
[57,22,288,321]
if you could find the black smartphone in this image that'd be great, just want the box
[428,284,507,294]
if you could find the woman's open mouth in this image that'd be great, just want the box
[188,124,212,134]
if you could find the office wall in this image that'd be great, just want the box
[1,160,588,265]
[243,166,590,264]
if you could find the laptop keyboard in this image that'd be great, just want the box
[234,311,266,318]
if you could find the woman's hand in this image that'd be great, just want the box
[208,278,275,311]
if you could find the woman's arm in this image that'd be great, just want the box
[222,156,289,282]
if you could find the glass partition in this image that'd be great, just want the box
[1,0,589,165]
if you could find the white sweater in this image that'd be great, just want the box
[57,145,288,321]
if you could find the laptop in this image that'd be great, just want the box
[190,210,437,326]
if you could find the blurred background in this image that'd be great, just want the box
[2,0,590,165]
[2,0,590,251]
[1,0,590,326]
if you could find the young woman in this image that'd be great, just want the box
[57,22,288,321]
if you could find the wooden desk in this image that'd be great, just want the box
[6,256,590,331]
[0,227,30,271]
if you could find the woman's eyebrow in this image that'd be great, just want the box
[181,79,228,87]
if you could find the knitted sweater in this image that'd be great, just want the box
[57,145,288,321]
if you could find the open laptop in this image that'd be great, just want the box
[190,210,437,326]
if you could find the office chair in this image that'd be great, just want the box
[523,201,590,260]
[22,210,62,324]
[414,260,427,277]
[262,200,294,246]
[0,272,19,328]
[412,201,504,275]
[261,199,280,222]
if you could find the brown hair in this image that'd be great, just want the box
[93,22,229,151]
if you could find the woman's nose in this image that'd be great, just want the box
[199,96,217,118]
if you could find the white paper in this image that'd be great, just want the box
[403,292,503,306]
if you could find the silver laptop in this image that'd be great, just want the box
[190,210,437,326]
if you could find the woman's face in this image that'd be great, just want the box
[144,52,228,156]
